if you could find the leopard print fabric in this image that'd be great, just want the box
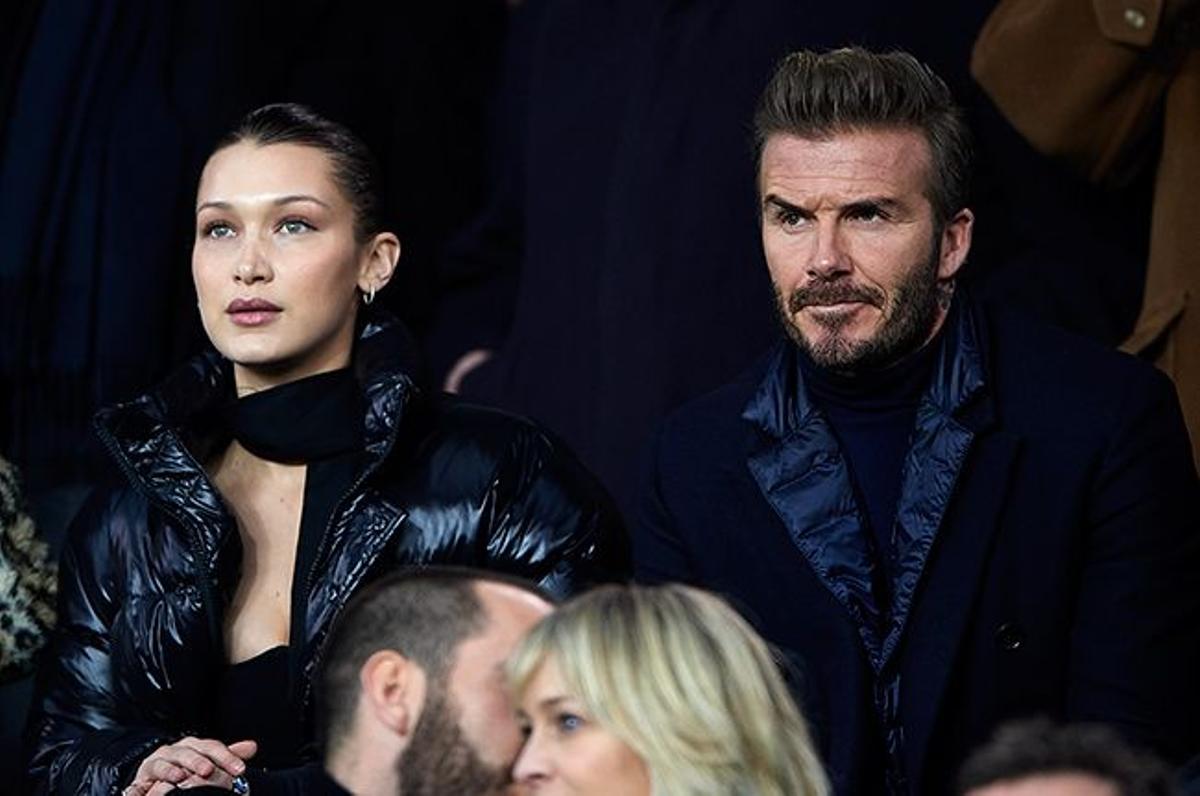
[0,456,55,683]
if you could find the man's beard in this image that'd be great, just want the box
[776,236,946,373]
[397,680,510,796]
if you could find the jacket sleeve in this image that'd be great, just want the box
[1067,368,1200,762]
[478,421,631,600]
[25,490,173,795]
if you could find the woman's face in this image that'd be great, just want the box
[193,141,390,391]
[513,658,652,795]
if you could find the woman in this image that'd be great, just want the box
[26,104,627,795]
[507,583,830,796]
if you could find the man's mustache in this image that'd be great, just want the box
[787,281,885,314]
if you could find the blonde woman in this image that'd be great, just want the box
[507,583,830,796]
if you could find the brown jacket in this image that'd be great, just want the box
[972,0,1200,464]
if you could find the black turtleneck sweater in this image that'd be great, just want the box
[799,339,939,585]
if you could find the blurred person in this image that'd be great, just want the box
[635,48,1200,794]
[506,583,829,796]
[0,454,54,684]
[25,103,628,795]
[220,568,554,796]
[957,719,1176,796]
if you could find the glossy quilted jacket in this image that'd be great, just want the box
[25,314,629,795]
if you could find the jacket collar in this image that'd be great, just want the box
[740,295,994,671]
[742,296,991,438]
[93,311,419,556]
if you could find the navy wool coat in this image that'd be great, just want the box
[635,297,1200,795]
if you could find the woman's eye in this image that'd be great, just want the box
[279,218,314,235]
[556,713,584,733]
[203,222,235,239]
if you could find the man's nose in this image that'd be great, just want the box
[807,221,850,280]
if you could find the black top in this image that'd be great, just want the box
[212,369,363,767]
[799,337,939,587]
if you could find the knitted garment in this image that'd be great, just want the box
[0,456,55,683]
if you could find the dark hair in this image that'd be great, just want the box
[216,103,384,240]
[316,567,553,756]
[957,719,1176,796]
[753,47,972,222]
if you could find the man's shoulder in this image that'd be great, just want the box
[654,345,780,464]
[981,303,1177,424]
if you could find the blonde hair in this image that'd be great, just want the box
[507,584,830,796]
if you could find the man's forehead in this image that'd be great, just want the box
[472,581,553,628]
[759,127,932,194]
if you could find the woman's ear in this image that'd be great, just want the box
[359,649,427,744]
[358,232,401,298]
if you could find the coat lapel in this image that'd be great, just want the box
[881,300,990,669]
[900,428,1020,787]
[744,343,887,668]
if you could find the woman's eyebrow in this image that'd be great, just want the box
[274,194,331,208]
[195,194,331,214]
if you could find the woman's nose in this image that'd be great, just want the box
[512,734,551,786]
[234,241,272,284]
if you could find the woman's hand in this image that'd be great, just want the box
[123,738,257,795]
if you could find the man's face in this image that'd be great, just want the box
[398,583,552,795]
[758,128,972,372]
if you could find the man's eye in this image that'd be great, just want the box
[849,206,887,222]
[203,222,235,239]
[279,218,314,235]
[775,208,803,227]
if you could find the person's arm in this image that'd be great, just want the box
[24,490,174,794]
[1068,368,1200,762]
[478,418,631,599]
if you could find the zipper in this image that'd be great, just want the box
[296,375,413,711]
[96,419,232,654]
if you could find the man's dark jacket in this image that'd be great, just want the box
[26,314,629,795]
[636,298,1200,795]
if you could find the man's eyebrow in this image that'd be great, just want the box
[762,194,811,216]
[842,196,904,214]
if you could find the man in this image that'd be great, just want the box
[957,719,1175,796]
[316,569,551,795]
[635,48,1200,795]
[233,568,553,795]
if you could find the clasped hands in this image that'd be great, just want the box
[123,737,257,795]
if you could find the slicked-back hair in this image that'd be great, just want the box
[316,567,552,757]
[215,102,384,241]
[753,47,972,222]
[957,719,1176,796]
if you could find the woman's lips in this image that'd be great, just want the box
[226,298,281,326]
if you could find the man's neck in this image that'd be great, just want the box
[326,747,401,796]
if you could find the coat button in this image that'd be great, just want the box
[1124,8,1147,29]
[995,622,1024,651]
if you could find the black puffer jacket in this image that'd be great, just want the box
[25,315,629,795]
